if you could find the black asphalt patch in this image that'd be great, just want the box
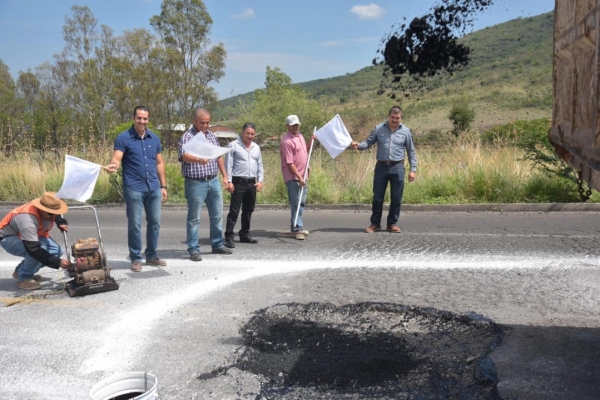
[230,302,504,399]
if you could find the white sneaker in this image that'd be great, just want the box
[295,232,305,240]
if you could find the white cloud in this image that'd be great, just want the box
[350,4,386,20]
[318,40,346,47]
[317,36,379,47]
[231,8,255,20]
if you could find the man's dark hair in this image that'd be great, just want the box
[242,122,256,132]
[389,106,402,115]
[133,105,150,117]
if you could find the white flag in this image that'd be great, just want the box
[182,132,232,159]
[55,155,101,202]
[315,114,352,159]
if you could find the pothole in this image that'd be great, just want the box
[230,302,503,399]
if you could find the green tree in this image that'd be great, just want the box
[513,118,577,180]
[448,96,476,136]
[60,5,119,144]
[34,61,74,153]
[481,118,589,201]
[237,67,327,139]
[150,0,226,117]
[0,60,26,155]
[17,70,40,114]
[111,34,202,147]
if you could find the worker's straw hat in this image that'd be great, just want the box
[31,192,68,215]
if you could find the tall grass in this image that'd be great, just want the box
[0,136,597,204]
[404,134,527,204]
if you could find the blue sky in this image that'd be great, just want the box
[0,0,555,99]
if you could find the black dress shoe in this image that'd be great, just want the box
[239,236,258,244]
[225,238,235,248]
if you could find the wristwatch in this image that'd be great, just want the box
[160,185,168,189]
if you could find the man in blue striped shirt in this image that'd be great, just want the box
[224,122,264,248]
[178,108,232,262]
[351,106,418,233]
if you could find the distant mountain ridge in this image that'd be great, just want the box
[215,11,553,132]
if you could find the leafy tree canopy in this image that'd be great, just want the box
[236,67,327,141]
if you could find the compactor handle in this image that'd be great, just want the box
[61,217,71,261]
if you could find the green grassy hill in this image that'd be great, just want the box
[214,12,554,134]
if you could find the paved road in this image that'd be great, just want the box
[0,206,599,399]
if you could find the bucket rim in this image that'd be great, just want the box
[89,371,158,400]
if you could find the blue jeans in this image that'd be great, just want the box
[1,236,62,281]
[286,180,308,232]
[122,187,162,261]
[371,163,405,227]
[185,177,224,254]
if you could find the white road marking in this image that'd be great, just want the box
[75,256,599,376]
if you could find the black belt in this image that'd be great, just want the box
[377,160,404,166]
[186,175,215,181]
[232,176,256,184]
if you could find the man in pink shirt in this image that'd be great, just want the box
[279,115,310,240]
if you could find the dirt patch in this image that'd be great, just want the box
[232,302,503,399]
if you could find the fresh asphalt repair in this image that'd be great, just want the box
[225,302,503,399]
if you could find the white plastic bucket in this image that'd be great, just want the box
[90,371,158,400]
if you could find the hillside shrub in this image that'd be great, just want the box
[448,96,476,136]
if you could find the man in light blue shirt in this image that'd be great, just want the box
[224,122,264,248]
[351,106,417,233]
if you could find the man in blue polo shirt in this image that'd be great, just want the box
[106,105,168,272]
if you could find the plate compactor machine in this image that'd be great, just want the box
[62,205,119,297]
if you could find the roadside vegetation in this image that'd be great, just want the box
[1,116,597,205]
[0,7,596,204]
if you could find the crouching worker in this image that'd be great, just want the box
[0,192,73,290]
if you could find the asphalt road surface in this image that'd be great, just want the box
[0,206,599,399]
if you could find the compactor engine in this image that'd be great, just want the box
[66,237,118,297]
